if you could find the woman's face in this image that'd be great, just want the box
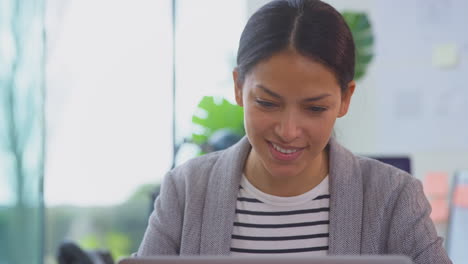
[234,49,355,180]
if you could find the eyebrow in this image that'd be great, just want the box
[256,84,331,102]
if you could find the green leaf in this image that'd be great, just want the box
[342,11,374,81]
[106,232,131,259]
[356,34,374,47]
[191,96,244,145]
[79,235,100,250]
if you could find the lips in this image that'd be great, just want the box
[268,141,304,161]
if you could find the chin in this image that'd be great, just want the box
[265,162,304,179]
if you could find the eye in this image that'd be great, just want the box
[307,106,327,113]
[255,99,278,109]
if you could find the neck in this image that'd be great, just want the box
[244,148,329,197]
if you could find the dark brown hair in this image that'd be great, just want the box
[236,0,355,92]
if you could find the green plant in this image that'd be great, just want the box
[79,231,131,260]
[191,96,244,145]
[342,11,374,81]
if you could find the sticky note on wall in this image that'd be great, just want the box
[430,198,449,222]
[432,43,459,69]
[424,172,449,197]
[453,185,468,208]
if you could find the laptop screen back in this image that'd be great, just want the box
[118,255,413,264]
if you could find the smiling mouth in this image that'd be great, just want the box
[271,142,302,154]
[267,141,305,161]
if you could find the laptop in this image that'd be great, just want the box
[118,255,413,264]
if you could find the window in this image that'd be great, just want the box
[173,0,247,165]
[44,0,173,262]
[0,0,45,264]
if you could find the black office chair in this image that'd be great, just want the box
[57,241,114,264]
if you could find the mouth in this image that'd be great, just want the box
[267,141,305,161]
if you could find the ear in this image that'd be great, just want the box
[337,80,356,118]
[233,68,244,107]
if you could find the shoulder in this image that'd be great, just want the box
[328,137,416,193]
[169,150,224,186]
[355,158,445,261]
[328,137,420,204]
[356,156,415,195]
[165,136,251,191]
[355,155,427,223]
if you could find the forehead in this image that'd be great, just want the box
[245,50,341,97]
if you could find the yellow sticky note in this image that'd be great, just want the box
[432,43,459,69]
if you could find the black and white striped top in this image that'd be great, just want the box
[230,175,330,256]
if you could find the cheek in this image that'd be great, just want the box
[243,106,274,135]
[303,114,337,139]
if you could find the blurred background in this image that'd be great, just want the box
[0,0,467,263]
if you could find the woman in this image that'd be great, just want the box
[136,0,451,263]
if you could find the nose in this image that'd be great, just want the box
[274,111,302,143]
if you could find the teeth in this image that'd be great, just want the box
[272,143,299,154]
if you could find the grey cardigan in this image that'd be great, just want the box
[136,137,452,264]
